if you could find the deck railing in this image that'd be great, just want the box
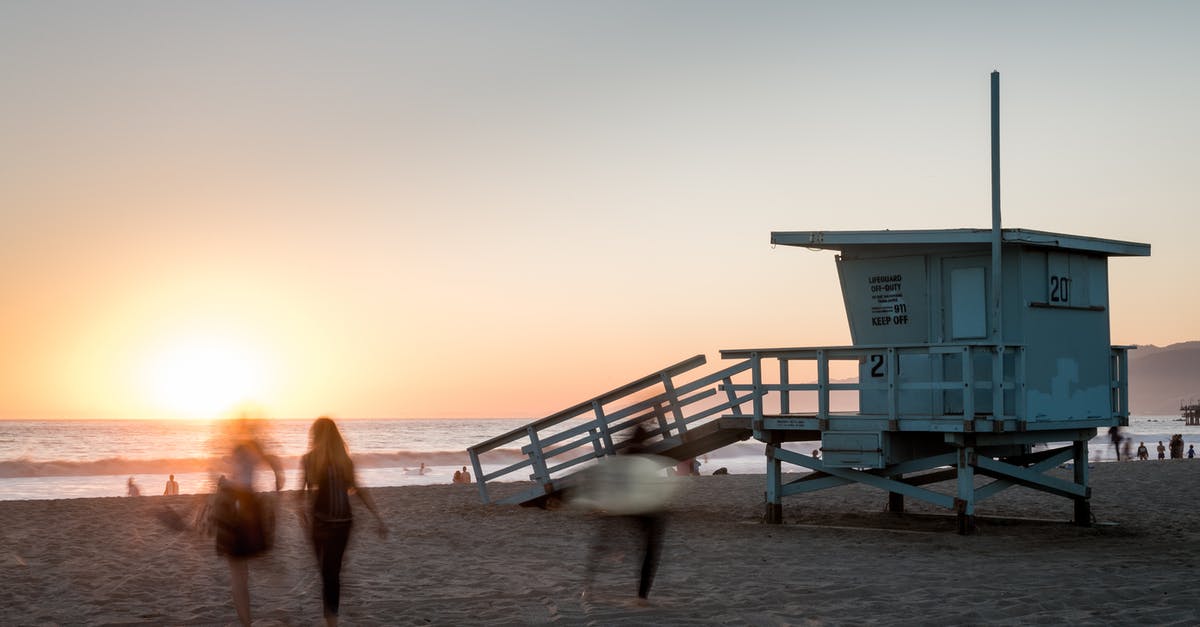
[718,343,1028,425]
[466,355,759,504]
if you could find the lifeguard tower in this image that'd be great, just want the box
[726,226,1147,532]
[467,73,1150,532]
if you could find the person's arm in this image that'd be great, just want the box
[295,455,311,529]
[354,486,389,538]
[249,439,286,491]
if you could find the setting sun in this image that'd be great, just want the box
[140,335,272,419]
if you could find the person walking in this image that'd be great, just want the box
[299,417,389,626]
[212,418,285,627]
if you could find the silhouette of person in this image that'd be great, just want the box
[164,474,180,495]
[582,424,668,603]
[299,417,388,626]
[1136,442,1149,461]
[453,469,463,483]
[1189,445,1196,459]
[127,477,140,497]
[212,418,284,627]
[460,466,471,483]
[1108,426,1124,461]
[1157,441,1166,460]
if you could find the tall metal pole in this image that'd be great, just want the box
[990,71,1002,345]
[990,71,1005,422]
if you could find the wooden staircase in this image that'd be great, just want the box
[466,355,757,507]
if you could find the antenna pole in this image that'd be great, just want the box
[990,71,1003,346]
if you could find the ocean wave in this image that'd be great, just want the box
[0,448,529,478]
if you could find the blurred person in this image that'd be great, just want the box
[577,423,675,604]
[163,474,180,495]
[461,465,471,483]
[1136,442,1149,461]
[212,418,284,627]
[299,417,388,626]
[1189,444,1196,459]
[127,477,140,497]
[1158,441,1166,460]
[1108,426,1124,461]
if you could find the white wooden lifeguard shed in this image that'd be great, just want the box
[721,228,1148,531]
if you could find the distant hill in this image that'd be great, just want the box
[1128,341,1200,415]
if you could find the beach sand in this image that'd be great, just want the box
[2,460,1198,625]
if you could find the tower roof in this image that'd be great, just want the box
[771,228,1150,257]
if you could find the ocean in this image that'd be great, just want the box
[1,416,1196,501]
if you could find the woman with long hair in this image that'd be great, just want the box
[299,417,388,626]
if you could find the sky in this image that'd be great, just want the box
[1,1,1196,420]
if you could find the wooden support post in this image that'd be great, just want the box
[956,446,976,535]
[765,436,783,524]
[1073,439,1092,527]
[888,473,905,513]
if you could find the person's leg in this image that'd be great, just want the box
[315,521,353,624]
[228,558,251,626]
[636,514,664,599]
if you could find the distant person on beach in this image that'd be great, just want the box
[163,474,180,495]
[1189,445,1196,459]
[1109,426,1125,461]
[127,477,140,497]
[460,466,471,483]
[299,417,388,626]
[1136,442,1149,461]
[453,469,463,483]
[1170,434,1184,459]
[1158,441,1166,460]
[212,418,285,627]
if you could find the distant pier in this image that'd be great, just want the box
[1183,401,1200,426]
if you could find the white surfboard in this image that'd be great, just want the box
[571,454,679,515]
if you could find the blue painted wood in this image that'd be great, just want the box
[773,447,958,509]
[468,354,763,505]
[973,454,1087,499]
[975,446,1073,501]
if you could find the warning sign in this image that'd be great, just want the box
[835,255,928,345]
[868,274,910,327]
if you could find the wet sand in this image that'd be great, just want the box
[1,459,1198,625]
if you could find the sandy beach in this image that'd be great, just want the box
[2,459,1199,626]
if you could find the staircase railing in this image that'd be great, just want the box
[467,354,758,504]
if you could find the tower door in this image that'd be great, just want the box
[941,256,992,416]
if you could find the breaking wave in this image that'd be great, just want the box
[0,448,530,479]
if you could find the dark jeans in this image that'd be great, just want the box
[312,519,353,617]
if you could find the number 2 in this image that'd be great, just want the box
[869,354,885,378]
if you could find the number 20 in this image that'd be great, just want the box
[1050,275,1071,303]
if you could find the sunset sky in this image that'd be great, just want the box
[1,2,1195,420]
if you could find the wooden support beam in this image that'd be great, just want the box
[973,454,1087,499]
[975,445,1073,502]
